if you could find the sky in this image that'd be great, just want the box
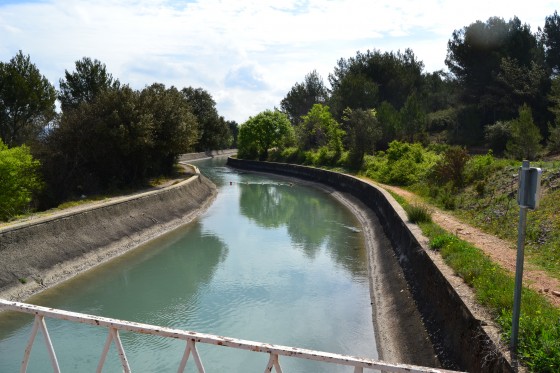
[0,0,558,124]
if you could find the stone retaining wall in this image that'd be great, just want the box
[227,157,513,373]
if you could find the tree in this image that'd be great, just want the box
[376,101,401,148]
[329,49,424,118]
[140,84,198,173]
[547,76,560,152]
[0,139,42,220]
[0,51,56,146]
[238,110,293,160]
[506,104,542,160]
[296,104,344,152]
[227,120,239,148]
[328,72,379,120]
[543,11,560,75]
[280,70,329,126]
[38,83,198,205]
[182,87,231,151]
[421,70,457,112]
[445,17,546,127]
[58,57,119,112]
[342,108,381,166]
[495,57,549,121]
[39,86,149,202]
[400,92,427,142]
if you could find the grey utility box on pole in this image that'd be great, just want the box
[511,160,542,364]
[517,162,542,209]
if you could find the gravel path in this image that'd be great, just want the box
[377,182,560,308]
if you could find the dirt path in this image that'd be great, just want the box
[376,182,560,308]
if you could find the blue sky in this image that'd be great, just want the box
[0,0,558,123]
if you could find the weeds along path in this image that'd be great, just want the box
[376,182,560,309]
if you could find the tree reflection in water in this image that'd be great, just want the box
[238,180,367,277]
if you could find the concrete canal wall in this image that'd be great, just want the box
[178,149,237,162]
[227,157,513,373]
[0,166,217,301]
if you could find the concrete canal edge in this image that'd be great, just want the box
[227,157,514,373]
[178,149,237,162]
[0,165,217,302]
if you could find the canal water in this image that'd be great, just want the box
[0,157,377,372]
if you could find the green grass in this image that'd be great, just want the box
[404,203,432,223]
[420,221,560,372]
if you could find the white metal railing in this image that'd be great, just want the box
[0,299,462,373]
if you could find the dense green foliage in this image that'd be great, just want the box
[268,11,560,161]
[0,139,42,220]
[342,108,381,166]
[58,57,120,111]
[238,110,293,160]
[37,84,198,205]
[280,70,328,126]
[505,104,543,160]
[296,104,344,153]
[182,87,232,151]
[0,51,56,147]
[0,53,237,214]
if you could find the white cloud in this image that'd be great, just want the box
[0,0,557,123]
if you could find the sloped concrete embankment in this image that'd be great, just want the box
[0,168,217,301]
[178,149,237,162]
[227,157,513,373]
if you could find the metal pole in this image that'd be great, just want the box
[511,160,530,361]
[511,206,527,353]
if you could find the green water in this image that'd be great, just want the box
[0,157,377,372]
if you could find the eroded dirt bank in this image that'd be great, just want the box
[0,167,217,301]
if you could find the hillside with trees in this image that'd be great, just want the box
[236,11,560,372]
[251,12,560,162]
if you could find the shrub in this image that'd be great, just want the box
[430,183,457,210]
[464,151,495,183]
[485,121,511,155]
[506,104,542,160]
[0,140,43,220]
[431,146,469,188]
[375,141,439,186]
[404,204,432,223]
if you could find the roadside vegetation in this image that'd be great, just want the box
[234,11,560,372]
[0,54,238,220]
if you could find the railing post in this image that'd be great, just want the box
[264,353,283,373]
[177,339,205,373]
[96,327,131,373]
[20,314,60,373]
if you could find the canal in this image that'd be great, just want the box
[0,157,377,372]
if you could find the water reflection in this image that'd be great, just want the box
[238,178,367,276]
